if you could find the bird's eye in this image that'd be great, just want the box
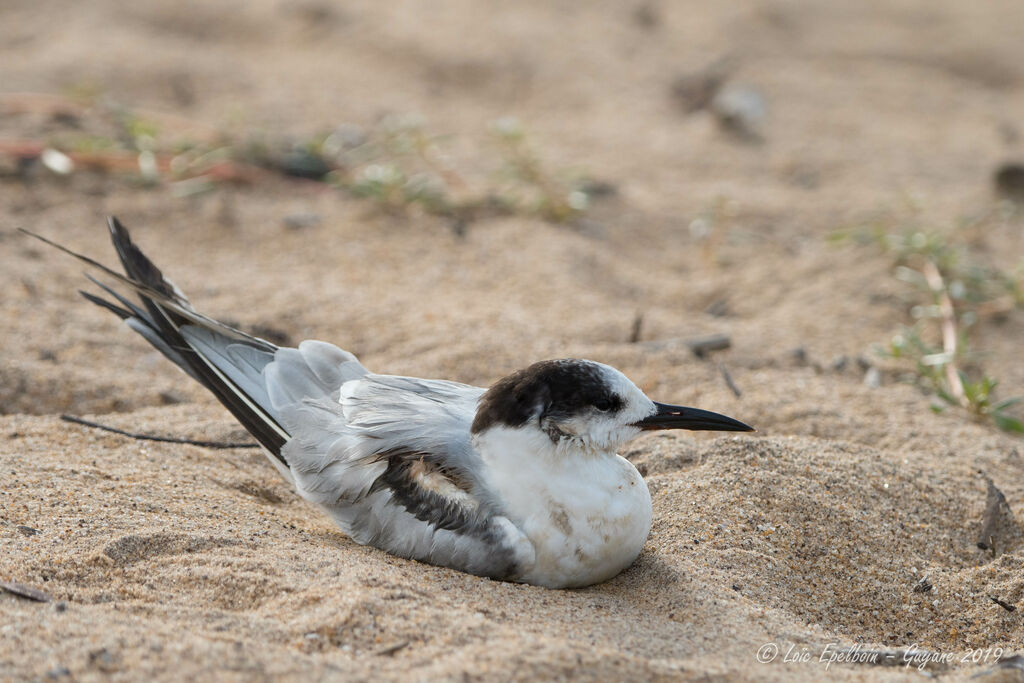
[593,398,613,412]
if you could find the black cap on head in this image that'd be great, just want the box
[471,360,623,434]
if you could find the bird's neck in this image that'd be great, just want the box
[473,424,616,467]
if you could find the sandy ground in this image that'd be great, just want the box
[2,0,1024,680]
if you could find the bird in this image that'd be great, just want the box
[25,217,754,589]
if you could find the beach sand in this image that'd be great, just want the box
[2,1,1023,680]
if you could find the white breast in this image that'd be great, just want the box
[475,426,653,588]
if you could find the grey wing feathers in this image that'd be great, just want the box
[25,218,293,458]
[31,217,527,580]
[80,275,204,383]
[275,375,487,528]
[179,327,277,411]
[276,374,525,579]
[340,376,484,455]
[264,340,368,407]
[276,375,483,506]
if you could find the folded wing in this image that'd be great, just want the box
[30,218,531,580]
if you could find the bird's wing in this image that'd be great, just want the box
[25,220,297,466]
[30,219,529,579]
[273,373,485,511]
[340,375,486,465]
[271,373,528,577]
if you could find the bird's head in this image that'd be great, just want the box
[471,359,753,455]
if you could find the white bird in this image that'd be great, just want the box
[27,218,753,588]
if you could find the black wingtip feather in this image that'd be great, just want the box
[103,218,289,461]
[84,274,150,322]
[79,290,132,320]
[30,218,291,465]
[107,216,175,300]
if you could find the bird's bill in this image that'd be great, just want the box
[635,401,754,432]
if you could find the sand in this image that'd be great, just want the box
[2,1,1023,680]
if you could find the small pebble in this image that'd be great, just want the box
[994,163,1024,202]
[711,84,766,141]
[283,213,322,231]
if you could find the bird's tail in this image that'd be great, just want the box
[22,218,292,475]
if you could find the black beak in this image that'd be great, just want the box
[635,401,754,432]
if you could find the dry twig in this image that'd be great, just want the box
[921,259,966,406]
[0,581,52,603]
[60,414,258,450]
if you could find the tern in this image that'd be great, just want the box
[27,218,753,588]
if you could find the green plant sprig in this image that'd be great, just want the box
[848,222,1024,433]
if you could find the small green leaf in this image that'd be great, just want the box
[993,413,1024,434]
[993,396,1024,411]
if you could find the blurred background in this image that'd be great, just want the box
[3,0,1024,433]
[4,3,1024,677]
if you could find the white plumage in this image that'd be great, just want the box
[27,218,753,588]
